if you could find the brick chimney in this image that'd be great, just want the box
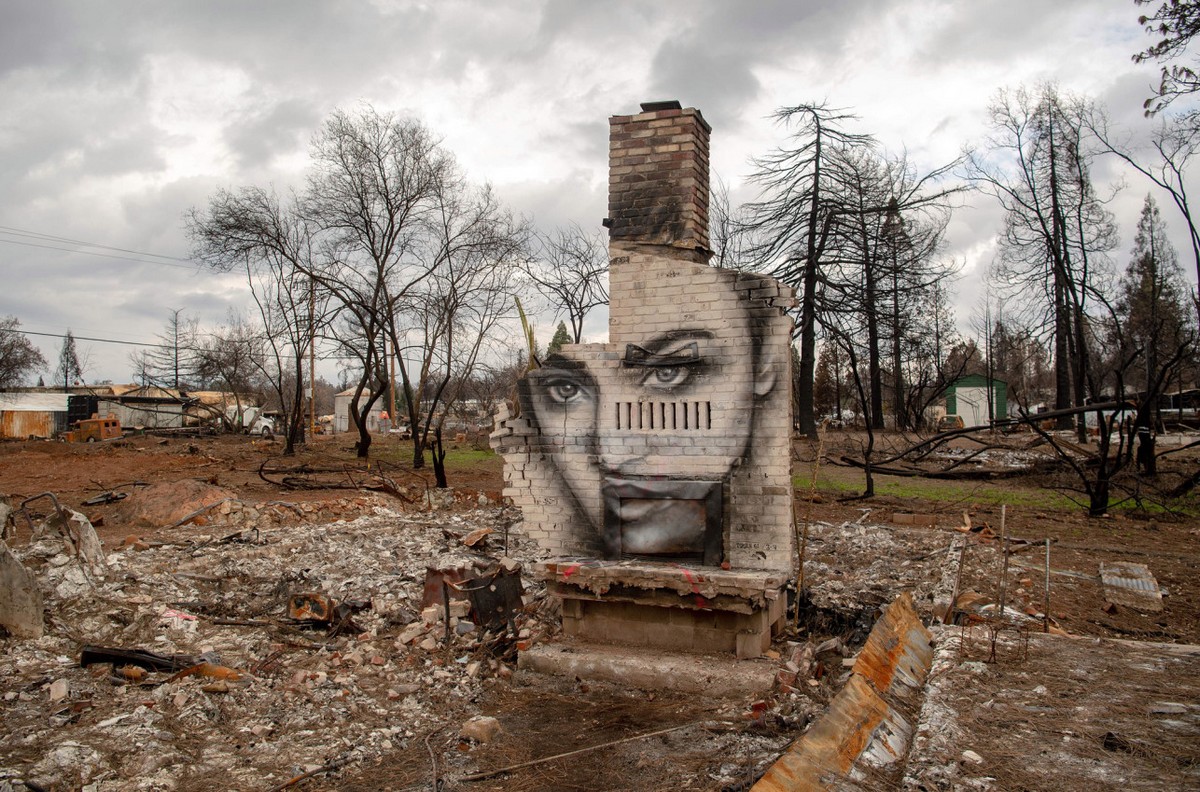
[607,101,711,263]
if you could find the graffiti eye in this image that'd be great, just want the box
[546,378,590,405]
[641,366,690,390]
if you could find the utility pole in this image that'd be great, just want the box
[388,335,397,422]
[309,278,316,439]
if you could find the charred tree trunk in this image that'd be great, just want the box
[890,270,906,431]
[796,261,819,438]
[863,224,885,432]
[796,121,824,441]
[284,348,306,456]
[432,426,448,489]
[1088,408,1116,516]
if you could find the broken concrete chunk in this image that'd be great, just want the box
[0,540,44,638]
[397,621,427,645]
[42,506,107,576]
[0,500,13,540]
[459,715,501,743]
[814,637,843,657]
[49,678,70,701]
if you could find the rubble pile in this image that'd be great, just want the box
[930,446,1048,470]
[802,516,954,632]
[3,491,1068,790]
[0,498,557,791]
[114,492,418,535]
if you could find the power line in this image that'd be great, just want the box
[0,225,201,270]
[17,329,167,349]
[0,236,201,271]
[16,328,345,362]
[0,225,193,262]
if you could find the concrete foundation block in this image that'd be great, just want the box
[0,541,44,638]
[518,641,776,698]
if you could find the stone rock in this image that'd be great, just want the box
[49,678,70,701]
[0,499,13,540]
[29,741,103,788]
[0,540,44,638]
[113,480,238,529]
[398,621,427,645]
[42,508,107,575]
[459,715,501,743]
[961,750,983,764]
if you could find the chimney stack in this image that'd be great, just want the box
[607,101,711,263]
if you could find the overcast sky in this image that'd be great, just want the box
[0,0,1191,384]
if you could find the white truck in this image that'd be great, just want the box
[240,406,277,437]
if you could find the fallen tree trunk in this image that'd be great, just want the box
[837,456,1049,480]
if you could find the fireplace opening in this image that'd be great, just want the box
[601,478,723,566]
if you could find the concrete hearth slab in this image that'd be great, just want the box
[517,640,778,698]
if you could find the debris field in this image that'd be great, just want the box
[1,434,1198,790]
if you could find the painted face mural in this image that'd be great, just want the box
[523,262,778,561]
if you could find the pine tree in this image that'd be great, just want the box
[1116,195,1191,395]
[813,343,843,419]
[56,330,82,389]
[1114,195,1195,474]
[547,321,572,356]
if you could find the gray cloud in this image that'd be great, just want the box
[225,98,323,172]
[0,0,1187,382]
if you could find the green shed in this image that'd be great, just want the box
[945,375,1007,428]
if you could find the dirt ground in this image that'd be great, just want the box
[792,428,1200,646]
[1,428,1198,790]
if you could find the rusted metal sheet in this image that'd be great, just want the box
[288,592,335,622]
[1,410,55,439]
[1100,561,1163,612]
[753,593,933,791]
[753,675,907,791]
[852,591,932,697]
[420,566,472,610]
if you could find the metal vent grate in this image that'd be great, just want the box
[614,401,711,431]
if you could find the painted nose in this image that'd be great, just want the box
[595,407,651,475]
[595,417,643,472]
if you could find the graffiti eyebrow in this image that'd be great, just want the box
[541,354,590,371]
[636,329,714,354]
[624,341,702,368]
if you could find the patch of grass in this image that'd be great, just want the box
[440,447,499,466]
[1109,497,1200,520]
[794,465,1078,511]
[365,443,498,470]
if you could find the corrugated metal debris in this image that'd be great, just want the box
[1100,561,1163,613]
[752,592,932,791]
